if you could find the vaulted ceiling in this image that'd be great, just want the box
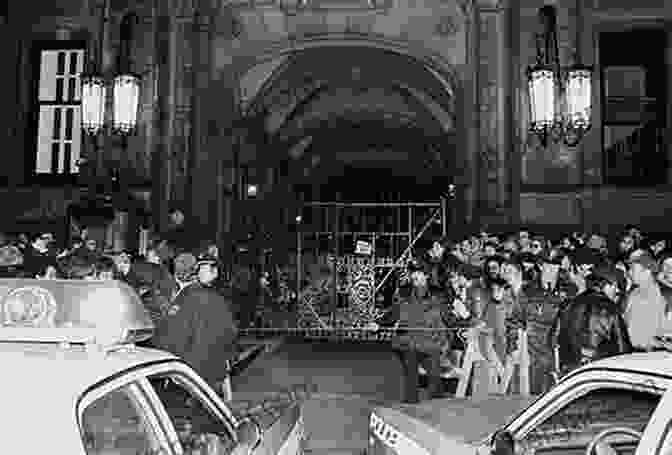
[243,44,457,188]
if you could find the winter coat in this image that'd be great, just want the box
[392,290,449,355]
[624,282,667,350]
[509,283,564,394]
[550,289,632,372]
[152,282,238,388]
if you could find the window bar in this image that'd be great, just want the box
[65,107,74,140]
[64,143,72,175]
[52,108,62,140]
[56,76,66,102]
[67,77,76,101]
[56,51,66,75]
[69,51,78,75]
[51,143,60,174]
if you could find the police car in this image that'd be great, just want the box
[0,278,305,455]
[369,351,672,455]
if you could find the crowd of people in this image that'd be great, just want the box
[2,207,672,404]
[0,208,241,394]
[383,225,672,402]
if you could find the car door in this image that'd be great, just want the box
[77,368,175,455]
[503,369,671,455]
[134,360,240,455]
[635,387,672,455]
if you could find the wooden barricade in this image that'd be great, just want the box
[442,326,530,398]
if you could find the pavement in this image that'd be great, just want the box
[231,339,407,454]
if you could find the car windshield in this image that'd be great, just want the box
[146,373,236,453]
[81,383,162,455]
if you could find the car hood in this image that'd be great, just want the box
[375,394,536,447]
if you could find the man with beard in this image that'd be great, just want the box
[152,256,238,393]
[550,265,632,376]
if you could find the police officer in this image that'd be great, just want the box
[153,256,239,393]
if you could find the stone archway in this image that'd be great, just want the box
[230,33,460,109]
[232,35,462,185]
[212,34,466,247]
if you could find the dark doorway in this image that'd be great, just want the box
[313,165,441,202]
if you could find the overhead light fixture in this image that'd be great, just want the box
[246,184,259,198]
[112,13,140,136]
[527,4,593,147]
[79,3,141,198]
[81,70,106,135]
[112,73,140,135]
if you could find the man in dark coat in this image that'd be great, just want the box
[549,264,632,377]
[152,256,238,392]
[392,260,448,403]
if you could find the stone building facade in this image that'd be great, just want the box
[2,0,672,242]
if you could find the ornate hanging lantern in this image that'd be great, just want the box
[112,73,140,135]
[112,12,140,136]
[562,64,592,146]
[527,4,593,148]
[527,64,556,144]
[80,71,106,135]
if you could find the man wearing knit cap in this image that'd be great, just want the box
[625,249,668,351]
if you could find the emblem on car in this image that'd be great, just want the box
[1,286,57,327]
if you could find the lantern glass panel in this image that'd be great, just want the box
[112,74,140,134]
[528,67,555,131]
[81,74,106,134]
[565,67,592,127]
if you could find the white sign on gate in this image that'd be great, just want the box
[355,240,373,256]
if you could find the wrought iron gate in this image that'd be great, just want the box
[295,199,447,329]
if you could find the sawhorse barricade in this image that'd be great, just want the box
[419,326,529,398]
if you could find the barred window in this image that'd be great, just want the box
[36,48,84,175]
